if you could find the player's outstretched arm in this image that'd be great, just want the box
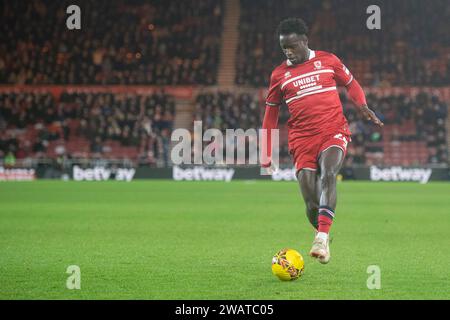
[262,70,282,173]
[346,79,384,127]
[261,105,279,173]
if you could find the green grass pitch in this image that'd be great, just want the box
[0,180,449,300]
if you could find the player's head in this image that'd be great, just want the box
[277,18,309,65]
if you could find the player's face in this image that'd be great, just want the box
[279,33,308,65]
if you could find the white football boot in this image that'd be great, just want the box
[309,232,331,264]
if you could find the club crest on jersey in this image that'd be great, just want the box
[284,71,291,79]
[314,61,322,70]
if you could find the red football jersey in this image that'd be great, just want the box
[266,50,353,139]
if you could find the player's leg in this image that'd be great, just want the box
[318,146,345,229]
[310,146,345,263]
[296,169,321,230]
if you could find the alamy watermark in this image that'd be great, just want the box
[66,265,81,290]
[66,5,81,30]
[366,5,381,30]
[366,265,381,289]
[170,121,279,175]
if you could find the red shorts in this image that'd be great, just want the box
[289,131,350,172]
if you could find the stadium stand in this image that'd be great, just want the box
[0,90,175,166]
[195,91,261,131]
[2,88,445,167]
[343,92,448,166]
[0,0,448,170]
[193,89,449,166]
[0,0,223,85]
[236,0,450,87]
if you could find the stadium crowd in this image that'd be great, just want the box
[3,0,449,87]
[193,90,448,166]
[3,89,445,167]
[0,91,175,166]
[194,91,261,131]
[343,92,448,166]
[236,0,450,87]
[0,0,223,85]
[0,0,449,169]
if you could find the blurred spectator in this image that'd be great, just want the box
[3,151,16,167]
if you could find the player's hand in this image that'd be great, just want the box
[359,105,384,127]
[261,161,278,175]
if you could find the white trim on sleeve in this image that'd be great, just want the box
[345,75,354,86]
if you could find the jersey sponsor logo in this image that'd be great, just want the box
[292,75,320,88]
[296,85,323,96]
[314,61,322,70]
[284,71,291,79]
[281,69,334,89]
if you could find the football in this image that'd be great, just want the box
[271,248,305,281]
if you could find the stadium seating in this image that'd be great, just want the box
[1,89,447,166]
[343,92,448,165]
[0,0,223,85]
[236,0,450,87]
[0,0,448,168]
[194,90,449,166]
[0,91,175,166]
[195,91,261,131]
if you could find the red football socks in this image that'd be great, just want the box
[318,207,335,234]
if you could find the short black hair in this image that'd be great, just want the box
[277,18,309,36]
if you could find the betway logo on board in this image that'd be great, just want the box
[73,166,135,181]
[271,168,297,181]
[0,167,35,181]
[173,166,235,182]
[370,166,432,184]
